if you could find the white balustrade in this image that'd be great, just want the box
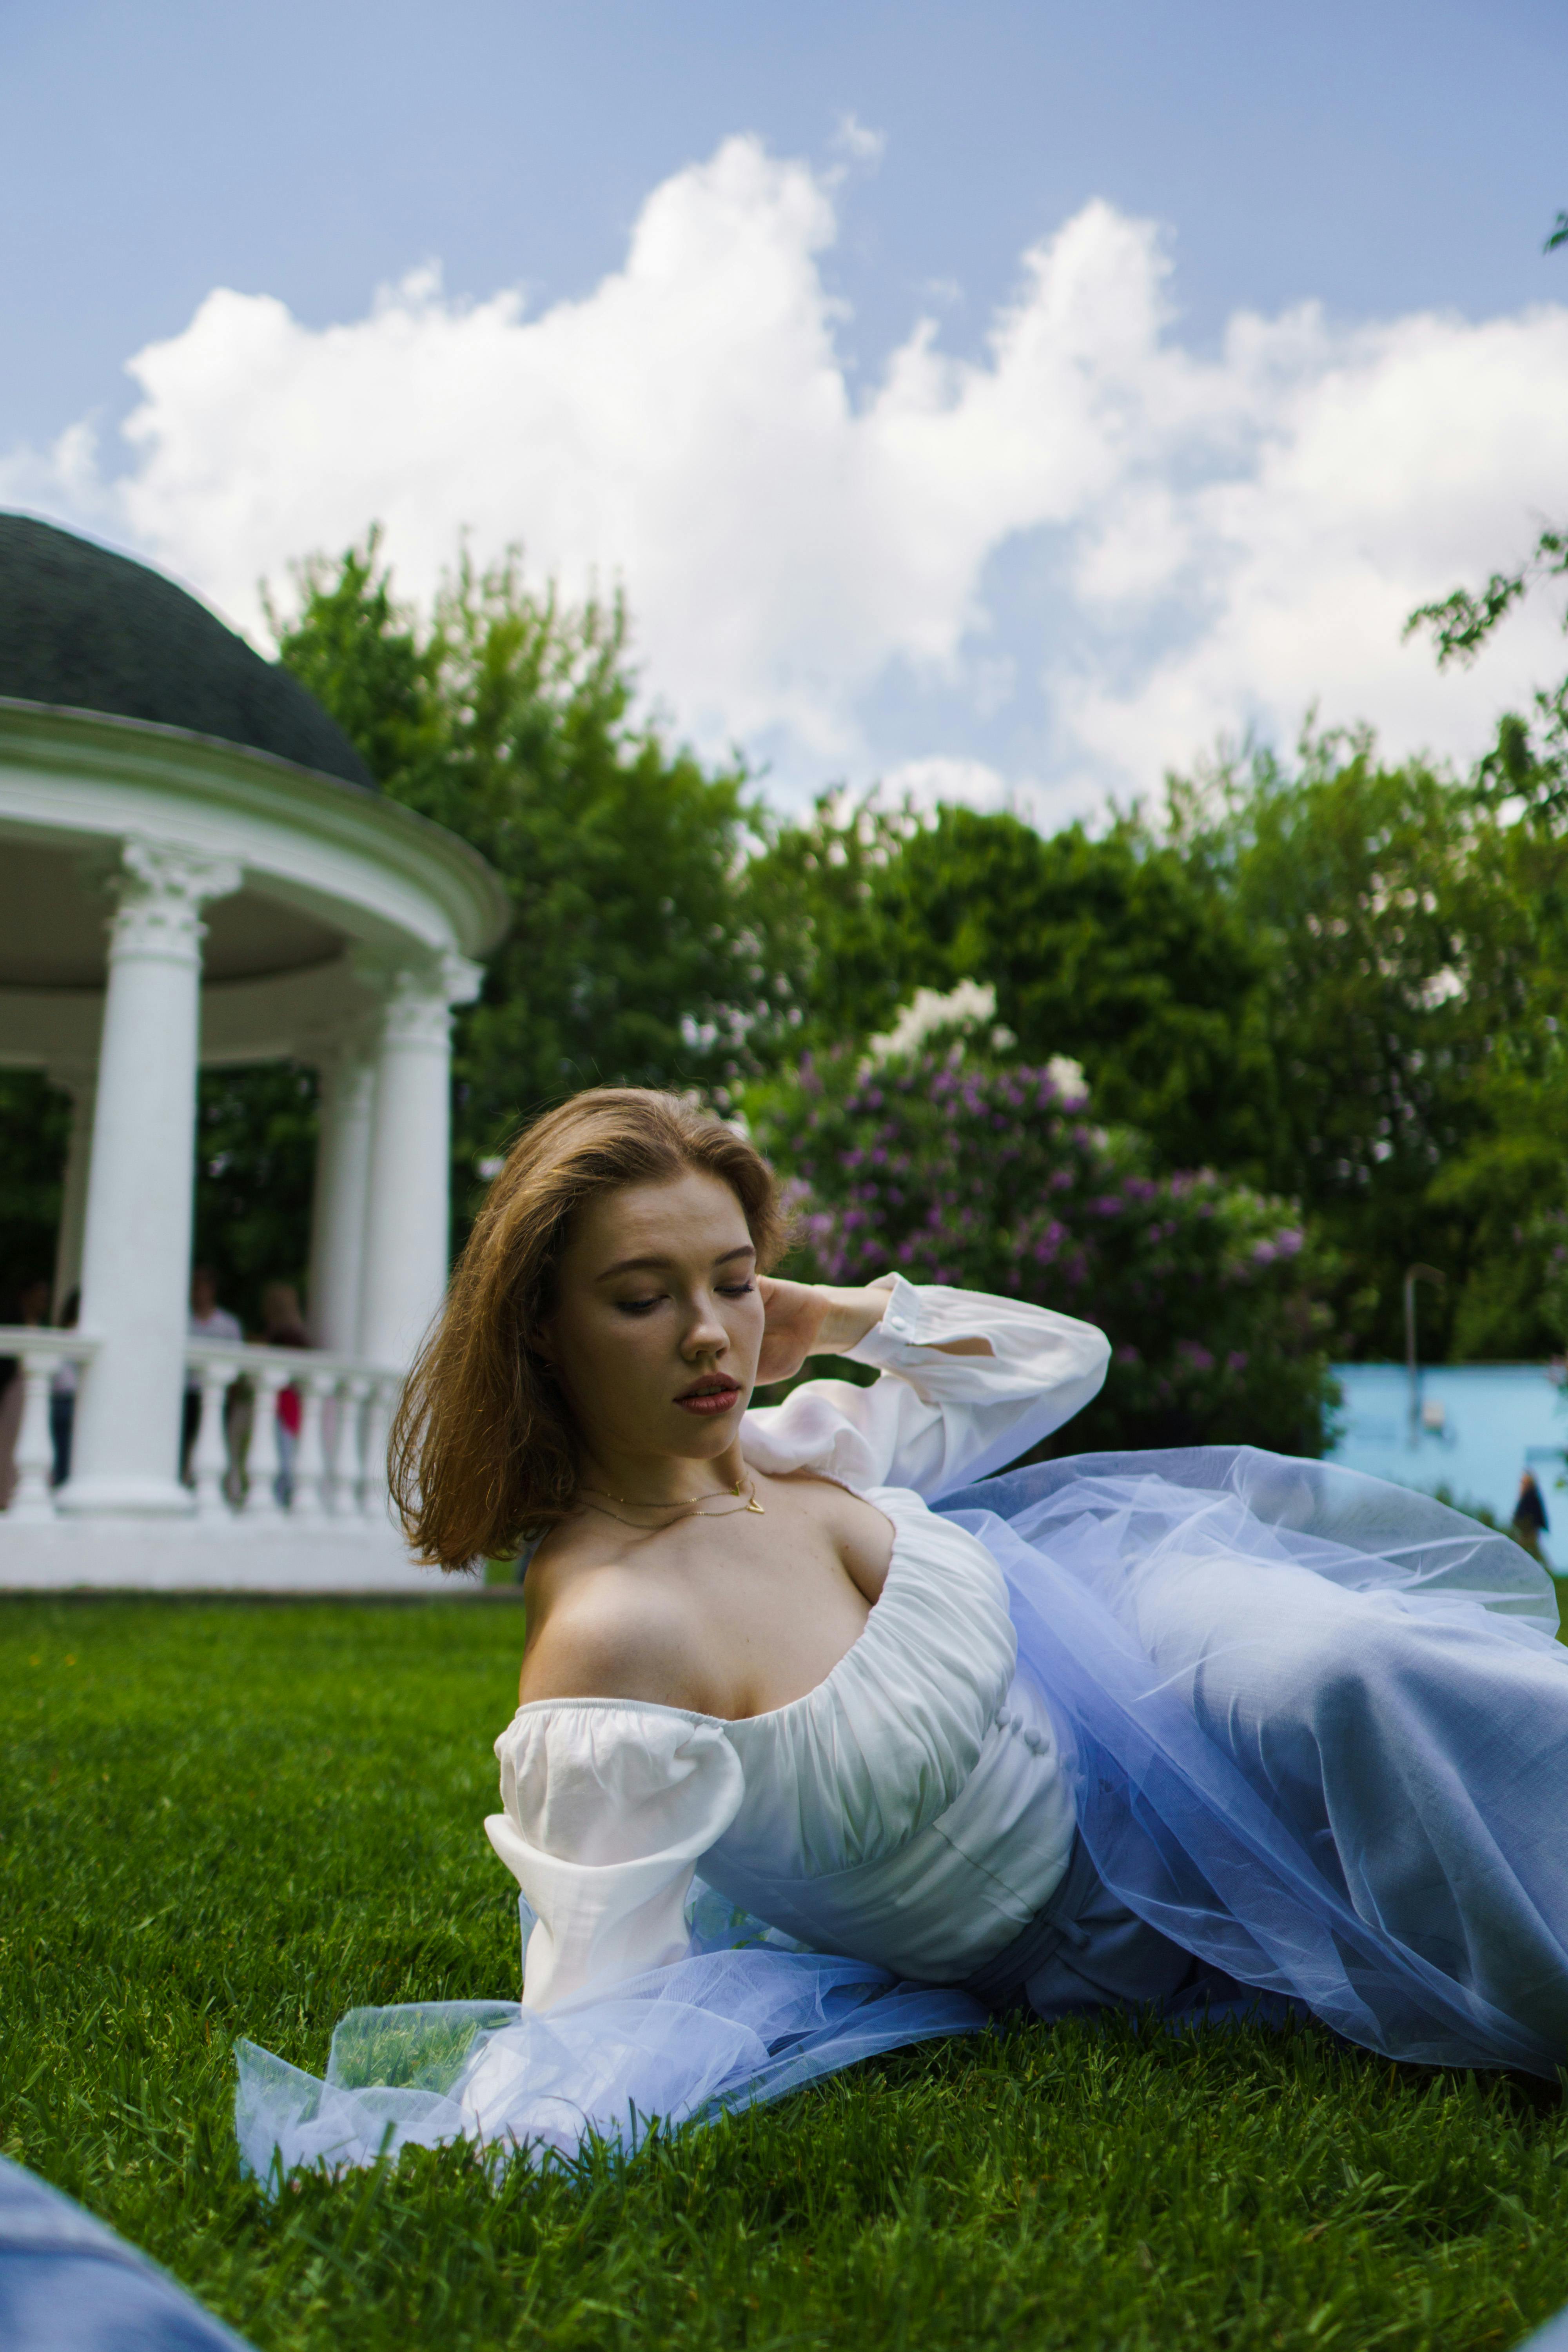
[359,1376,399,1525]
[342,1374,374,1516]
[0,1330,97,1524]
[190,1357,233,1522]
[0,1328,401,1533]
[243,1361,289,1521]
[290,1368,332,1522]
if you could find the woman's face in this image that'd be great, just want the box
[543,1168,765,1476]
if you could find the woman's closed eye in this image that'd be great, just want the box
[613,1281,754,1317]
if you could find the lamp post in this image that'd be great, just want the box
[1404,1263,1446,1448]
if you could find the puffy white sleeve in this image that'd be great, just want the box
[485,1701,744,2012]
[742,1275,1110,1502]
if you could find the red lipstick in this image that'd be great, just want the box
[676,1375,741,1416]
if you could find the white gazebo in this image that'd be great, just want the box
[0,516,509,1589]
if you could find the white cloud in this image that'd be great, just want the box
[9,136,1568,813]
[830,113,887,170]
[878,753,1013,808]
[876,754,1079,835]
[1060,299,1568,789]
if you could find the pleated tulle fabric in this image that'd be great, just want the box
[938,1446,1568,2077]
[235,1445,1568,2185]
[234,1935,986,2183]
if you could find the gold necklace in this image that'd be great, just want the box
[578,1475,765,1527]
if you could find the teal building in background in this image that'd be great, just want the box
[1327,1363,1566,1567]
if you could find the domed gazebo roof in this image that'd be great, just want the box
[0,513,374,790]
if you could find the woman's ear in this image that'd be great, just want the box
[520,1298,555,1368]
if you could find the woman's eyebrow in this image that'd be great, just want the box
[596,1242,755,1281]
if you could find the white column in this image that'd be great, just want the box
[49,1065,97,1319]
[61,840,241,1518]
[356,952,482,1369]
[307,1041,376,1351]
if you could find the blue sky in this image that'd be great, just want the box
[4,0,1566,817]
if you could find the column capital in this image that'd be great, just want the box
[105,838,242,963]
[305,1018,381,1078]
[352,945,485,1047]
[436,948,485,1007]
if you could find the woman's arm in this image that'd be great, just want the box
[488,1700,745,2011]
[754,1273,992,1383]
[744,1276,1110,1501]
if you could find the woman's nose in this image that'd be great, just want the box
[681,1295,729,1356]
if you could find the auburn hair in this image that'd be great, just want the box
[389,1088,787,1571]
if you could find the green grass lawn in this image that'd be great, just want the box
[4,1593,1568,2352]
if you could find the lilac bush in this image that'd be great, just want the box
[753,1047,1337,1457]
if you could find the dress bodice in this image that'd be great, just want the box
[701,1491,1076,1979]
[486,1280,1107,2009]
[720,1490,1011,1875]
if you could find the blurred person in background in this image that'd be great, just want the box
[260,1280,310,1505]
[49,1287,80,1486]
[1514,1468,1552,1568]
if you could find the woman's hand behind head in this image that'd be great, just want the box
[754,1276,893,1388]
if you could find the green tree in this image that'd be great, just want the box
[1407,523,1568,829]
[164,536,791,1317]
[729,793,916,1071]
[739,797,1275,1175]
[1426,1037,1568,1359]
[1158,732,1556,1360]
[0,1071,71,1315]
[262,528,444,798]
[1399,485,1568,1358]
[190,1063,320,1330]
[885,807,1275,1175]
[272,536,789,1237]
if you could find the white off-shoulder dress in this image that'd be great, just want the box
[236,1283,1568,2181]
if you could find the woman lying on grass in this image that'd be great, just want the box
[236,1089,1568,2180]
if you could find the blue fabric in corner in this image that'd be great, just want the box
[1518,2310,1568,2350]
[0,2155,255,2352]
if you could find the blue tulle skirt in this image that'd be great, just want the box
[235,1448,1568,2182]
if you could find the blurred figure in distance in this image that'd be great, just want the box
[1513,1468,1552,1568]
[260,1279,310,1506]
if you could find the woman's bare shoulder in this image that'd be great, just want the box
[519,1534,707,1711]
